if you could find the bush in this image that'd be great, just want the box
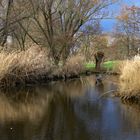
[63,55,86,76]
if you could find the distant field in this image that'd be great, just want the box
[85,61,118,70]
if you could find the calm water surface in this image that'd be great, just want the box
[0,76,140,140]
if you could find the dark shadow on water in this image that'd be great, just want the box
[0,76,140,140]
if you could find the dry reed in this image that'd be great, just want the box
[119,55,140,96]
[63,55,86,76]
[0,45,52,86]
[0,46,86,87]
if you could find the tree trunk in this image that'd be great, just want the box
[94,51,104,71]
[95,59,102,71]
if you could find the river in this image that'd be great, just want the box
[0,75,140,140]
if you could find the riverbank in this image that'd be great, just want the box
[119,56,140,103]
[85,60,120,74]
[1,46,140,104]
[0,46,120,87]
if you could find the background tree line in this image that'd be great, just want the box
[0,0,117,64]
[115,5,140,57]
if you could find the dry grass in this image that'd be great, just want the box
[63,55,86,76]
[0,45,87,87]
[112,60,125,74]
[119,55,140,96]
[0,45,52,86]
[44,55,86,78]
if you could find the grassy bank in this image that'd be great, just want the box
[0,46,121,87]
[0,46,87,87]
[119,55,140,103]
[85,61,119,73]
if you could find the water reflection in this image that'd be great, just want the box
[0,76,140,140]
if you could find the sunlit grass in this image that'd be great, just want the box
[0,46,86,87]
[119,55,140,96]
[85,62,96,69]
[0,43,121,87]
[85,61,118,71]
[103,61,117,70]
[0,45,52,86]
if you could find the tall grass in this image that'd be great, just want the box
[119,55,140,96]
[63,55,86,76]
[0,45,52,86]
[0,45,86,87]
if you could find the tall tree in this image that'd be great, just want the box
[116,6,140,56]
[0,0,117,64]
[26,0,117,64]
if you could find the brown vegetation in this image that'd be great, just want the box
[0,45,51,86]
[63,55,86,76]
[119,56,140,102]
[0,45,86,87]
[0,0,116,64]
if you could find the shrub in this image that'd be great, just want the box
[63,55,86,76]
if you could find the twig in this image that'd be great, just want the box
[98,89,118,99]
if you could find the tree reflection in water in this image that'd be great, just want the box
[0,76,139,140]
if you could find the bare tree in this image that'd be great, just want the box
[0,0,13,46]
[0,0,117,63]
[116,6,140,56]
[20,0,117,64]
[0,0,33,49]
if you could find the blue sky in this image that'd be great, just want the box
[102,0,140,32]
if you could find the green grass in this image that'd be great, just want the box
[85,62,96,69]
[85,61,118,71]
[103,61,117,70]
